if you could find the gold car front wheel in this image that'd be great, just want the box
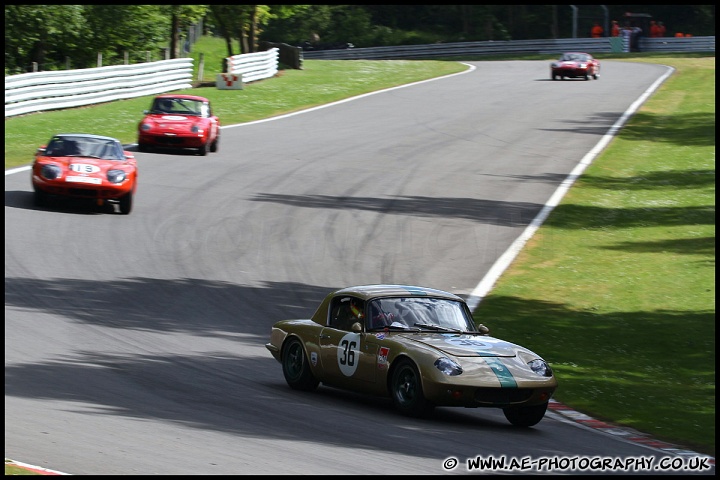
[390,359,433,417]
[503,402,549,427]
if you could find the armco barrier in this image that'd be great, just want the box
[301,36,715,60]
[5,49,281,118]
[225,48,279,83]
[5,58,193,118]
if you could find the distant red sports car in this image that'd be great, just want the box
[31,133,138,214]
[550,52,600,81]
[137,94,220,155]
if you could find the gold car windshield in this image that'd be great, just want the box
[368,297,475,332]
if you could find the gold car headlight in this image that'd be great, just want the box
[434,357,463,376]
[528,359,553,377]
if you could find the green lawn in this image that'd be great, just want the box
[4,38,715,470]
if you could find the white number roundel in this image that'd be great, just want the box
[70,164,100,173]
[337,333,361,376]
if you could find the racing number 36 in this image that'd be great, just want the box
[337,333,361,377]
[340,339,357,366]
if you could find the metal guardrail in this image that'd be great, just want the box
[225,48,279,83]
[301,36,715,60]
[639,36,716,53]
[5,58,193,118]
[5,50,282,118]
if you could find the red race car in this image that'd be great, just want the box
[31,133,138,214]
[137,94,220,155]
[550,52,600,81]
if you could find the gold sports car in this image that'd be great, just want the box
[266,285,558,427]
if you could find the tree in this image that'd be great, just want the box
[83,5,167,66]
[208,5,274,57]
[5,5,84,73]
[167,5,209,59]
[5,5,169,73]
[258,5,332,46]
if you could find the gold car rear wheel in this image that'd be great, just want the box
[282,337,319,391]
[390,359,433,417]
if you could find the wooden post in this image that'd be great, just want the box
[97,52,102,67]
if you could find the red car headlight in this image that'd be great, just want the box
[107,169,127,183]
[40,164,62,180]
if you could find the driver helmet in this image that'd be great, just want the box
[349,300,364,319]
[158,99,173,111]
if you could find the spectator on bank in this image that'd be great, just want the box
[650,20,661,37]
[620,25,633,52]
[611,20,620,37]
[632,26,643,51]
[657,21,666,37]
[591,22,604,38]
[623,25,643,52]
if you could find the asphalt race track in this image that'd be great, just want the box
[5,60,713,475]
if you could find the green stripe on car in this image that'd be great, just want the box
[484,357,517,387]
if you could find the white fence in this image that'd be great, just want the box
[5,49,281,118]
[4,58,193,118]
[225,48,279,83]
